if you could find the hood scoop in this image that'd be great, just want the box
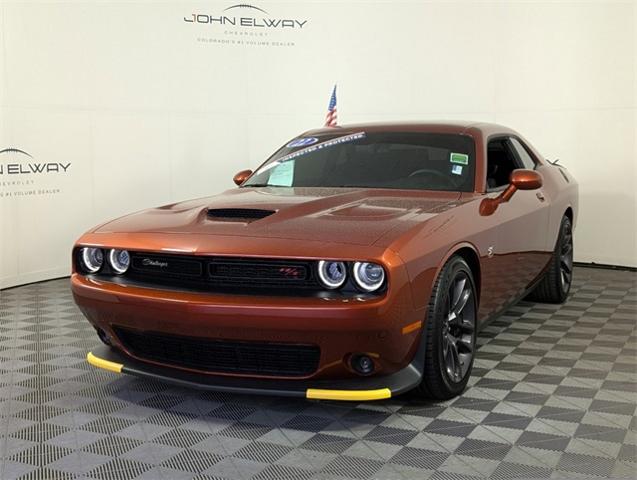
[206,208,275,222]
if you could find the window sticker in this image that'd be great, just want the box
[259,132,367,175]
[450,152,469,165]
[286,137,318,148]
[451,164,463,175]
[268,160,295,186]
[279,132,366,164]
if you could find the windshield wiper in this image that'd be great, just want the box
[242,183,276,188]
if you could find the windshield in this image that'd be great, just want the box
[243,131,476,192]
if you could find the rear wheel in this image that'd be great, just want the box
[415,256,477,400]
[527,216,573,304]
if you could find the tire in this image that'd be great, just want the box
[527,216,573,304]
[415,256,477,400]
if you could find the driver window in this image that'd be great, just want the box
[486,138,519,190]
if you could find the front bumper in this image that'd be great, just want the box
[87,343,424,401]
[72,269,424,381]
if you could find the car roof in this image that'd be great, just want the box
[302,121,517,138]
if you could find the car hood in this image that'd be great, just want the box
[94,187,462,247]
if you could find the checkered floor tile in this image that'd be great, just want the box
[1,266,635,479]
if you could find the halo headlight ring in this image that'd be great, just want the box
[79,247,104,274]
[317,260,347,289]
[352,262,386,292]
[108,249,130,274]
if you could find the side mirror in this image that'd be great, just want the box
[480,169,542,216]
[233,169,253,186]
[510,169,543,191]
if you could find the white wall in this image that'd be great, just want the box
[0,0,635,289]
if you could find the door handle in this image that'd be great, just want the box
[536,191,545,202]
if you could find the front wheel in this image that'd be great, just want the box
[415,256,477,400]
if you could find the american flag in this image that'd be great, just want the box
[324,85,337,127]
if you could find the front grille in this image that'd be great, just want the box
[210,259,310,285]
[114,327,320,377]
[207,208,275,221]
[127,252,319,290]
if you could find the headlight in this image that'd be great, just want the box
[317,260,347,289]
[79,247,104,273]
[109,249,130,274]
[353,262,385,292]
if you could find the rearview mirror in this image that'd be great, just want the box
[480,169,543,216]
[233,169,253,186]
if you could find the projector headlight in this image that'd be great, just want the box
[79,247,104,273]
[317,260,347,289]
[353,262,385,292]
[109,249,130,274]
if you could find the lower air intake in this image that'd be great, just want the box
[114,327,320,377]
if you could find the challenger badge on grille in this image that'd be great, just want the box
[131,254,203,277]
[142,258,168,268]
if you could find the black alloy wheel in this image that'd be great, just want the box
[416,256,477,400]
[559,219,574,295]
[442,271,476,384]
[527,215,573,304]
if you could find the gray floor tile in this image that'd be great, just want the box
[0,267,635,480]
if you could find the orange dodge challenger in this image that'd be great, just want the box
[73,122,577,401]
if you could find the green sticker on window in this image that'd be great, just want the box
[268,160,295,186]
[450,152,469,165]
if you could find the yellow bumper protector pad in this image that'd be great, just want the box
[87,351,123,373]
[86,351,391,401]
[306,388,391,401]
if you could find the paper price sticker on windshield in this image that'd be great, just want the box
[450,153,469,165]
[269,160,294,186]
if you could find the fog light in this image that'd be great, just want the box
[351,354,375,375]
